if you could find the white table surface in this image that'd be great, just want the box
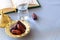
[0,0,60,40]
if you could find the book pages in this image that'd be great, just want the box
[0,0,13,10]
[12,0,28,8]
[12,0,39,7]
[28,0,39,5]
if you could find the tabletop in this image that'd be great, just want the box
[0,0,60,40]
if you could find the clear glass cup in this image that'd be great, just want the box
[17,3,29,20]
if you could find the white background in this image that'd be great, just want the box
[0,0,60,40]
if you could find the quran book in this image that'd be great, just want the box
[0,0,40,13]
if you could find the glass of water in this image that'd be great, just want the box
[17,2,29,20]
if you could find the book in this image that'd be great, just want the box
[0,0,40,14]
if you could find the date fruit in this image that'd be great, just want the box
[10,21,26,35]
[32,13,38,20]
[11,29,21,35]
